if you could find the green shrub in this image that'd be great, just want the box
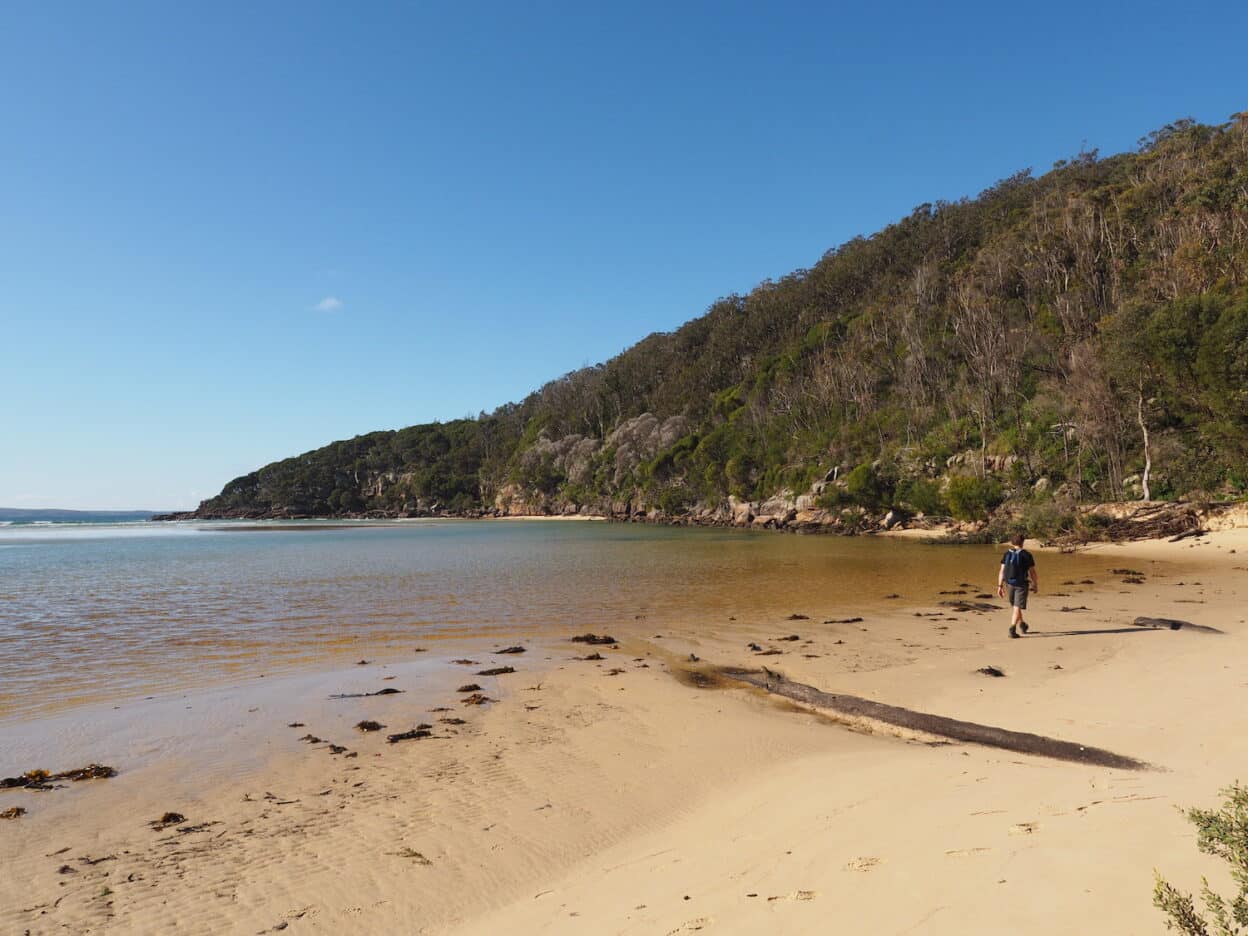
[838,464,869,504]
[816,486,851,510]
[1154,782,1248,935]
[725,454,754,497]
[656,485,695,514]
[897,477,945,515]
[946,475,1004,521]
[844,463,882,507]
[1016,502,1079,539]
[1009,460,1031,487]
[841,462,897,510]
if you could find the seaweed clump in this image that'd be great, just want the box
[1,764,117,791]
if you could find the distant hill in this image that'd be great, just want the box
[0,508,163,523]
[178,112,1248,534]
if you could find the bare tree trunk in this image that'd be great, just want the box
[978,407,989,478]
[1137,386,1152,502]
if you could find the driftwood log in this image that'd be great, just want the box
[328,687,403,699]
[716,667,1148,770]
[1132,616,1223,634]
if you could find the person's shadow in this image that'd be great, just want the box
[1026,626,1160,638]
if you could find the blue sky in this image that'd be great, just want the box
[2,1,1246,509]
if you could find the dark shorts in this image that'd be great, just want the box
[1007,585,1029,609]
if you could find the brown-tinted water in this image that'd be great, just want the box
[0,519,1154,721]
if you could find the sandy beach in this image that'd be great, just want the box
[3,528,1246,935]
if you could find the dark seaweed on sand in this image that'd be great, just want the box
[1,764,116,791]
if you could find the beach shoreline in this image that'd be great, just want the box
[3,527,1246,934]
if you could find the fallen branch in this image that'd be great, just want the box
[1168,528,1209,543]
[1061,504,1204,545]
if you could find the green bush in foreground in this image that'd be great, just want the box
[1155,783,1248,934]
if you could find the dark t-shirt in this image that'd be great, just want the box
[1001,548,1035,586]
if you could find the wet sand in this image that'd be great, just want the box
[3,529,1247,934]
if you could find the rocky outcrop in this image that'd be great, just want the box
[517,414,692,496]
[493,483,549,517]
[728,495,753,526]
[755,491,797,525]
[603,415,690,486]
[946,451,1022,473]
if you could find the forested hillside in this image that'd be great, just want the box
[176,113,1248,532]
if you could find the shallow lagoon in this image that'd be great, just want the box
[0,519,1143,720]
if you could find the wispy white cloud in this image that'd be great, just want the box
[313,295,343,312]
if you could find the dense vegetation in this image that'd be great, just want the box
[187,113,1248,524]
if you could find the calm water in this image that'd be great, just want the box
[0,520,1143,720]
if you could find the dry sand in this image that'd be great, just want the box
[3,529,1247,934]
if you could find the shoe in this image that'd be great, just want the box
[1019,621,1029,634]
[1008,625,1019,639]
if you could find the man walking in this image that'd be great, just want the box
[997,532,1038,639]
